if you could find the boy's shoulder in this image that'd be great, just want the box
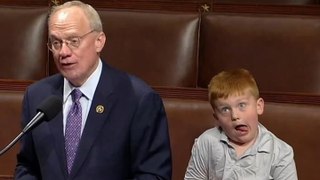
[198,127,221,139]
[194,127,223,147]
[257,124,294,154]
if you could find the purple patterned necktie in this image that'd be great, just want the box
[65,89,82,174]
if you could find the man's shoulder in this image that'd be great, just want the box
[102,63,157,98]
[103,62,152,90]
[27,74,63,92]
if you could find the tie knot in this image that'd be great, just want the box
[71,89,82,102]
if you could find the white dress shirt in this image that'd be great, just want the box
[63,59,102,135]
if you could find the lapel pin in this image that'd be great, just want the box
[96,105,104,114]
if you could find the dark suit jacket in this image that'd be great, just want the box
[15,62,172,180]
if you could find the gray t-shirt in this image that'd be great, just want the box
[185,123,297,180]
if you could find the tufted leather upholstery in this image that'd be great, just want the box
[0,91,23,176]
[199,13,320,94]
[164,98,213,180]
[98,9,200,87]
[0,6,48,80]
[261,102,320,180]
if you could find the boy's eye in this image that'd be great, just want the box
[239,102,247,109]
[220,107,230,113]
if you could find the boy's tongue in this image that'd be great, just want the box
[235,125,248,132]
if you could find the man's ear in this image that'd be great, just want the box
[256,97,264,115]
[95,32,106,53]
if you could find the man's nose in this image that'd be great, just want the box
[58,42,72,55]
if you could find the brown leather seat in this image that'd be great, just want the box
[164,98,213,180]
[0,6,48,80]
[199,13,320,94]
[261,102,320,180]
[98,9,200,87]
[0,91,24,175]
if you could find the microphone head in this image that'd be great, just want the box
[36,95,62,121]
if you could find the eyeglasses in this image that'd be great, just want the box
[47,30,95,52]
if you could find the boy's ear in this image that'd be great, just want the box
[256,98,264,115]
[212,112,218,120]
[212,112,220,127]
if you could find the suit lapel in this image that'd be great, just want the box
[47,76,69,178]
[49,110,68,176]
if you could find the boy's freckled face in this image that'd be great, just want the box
[213,89,264,146]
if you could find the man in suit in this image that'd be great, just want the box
[14,1,172,179]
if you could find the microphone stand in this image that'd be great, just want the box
[0,131,23,156]
[0,113,44,156]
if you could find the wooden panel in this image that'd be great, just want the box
[154,87,320,105]
[215,0,319,5]
[0,176,12,180]
[0,80,32,92]
[0,0,49,6]
[0,0,320,15]
[83,0,211,12]
[0,0,211,12]
[0,81,319,106]
[212,3,320,15]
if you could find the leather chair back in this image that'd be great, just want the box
[0,6,48,80]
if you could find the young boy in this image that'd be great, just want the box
[184,68,297,180]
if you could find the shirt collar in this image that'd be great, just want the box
[219,123,272,154]
[255,124,272,153]
[63,59,102,103]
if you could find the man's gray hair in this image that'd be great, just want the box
[48,0,103,32]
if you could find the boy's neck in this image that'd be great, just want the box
[229,130,259,158]
[233,141,254,158]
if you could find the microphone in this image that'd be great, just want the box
[0,95,62,156]
[23,95,62,133]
